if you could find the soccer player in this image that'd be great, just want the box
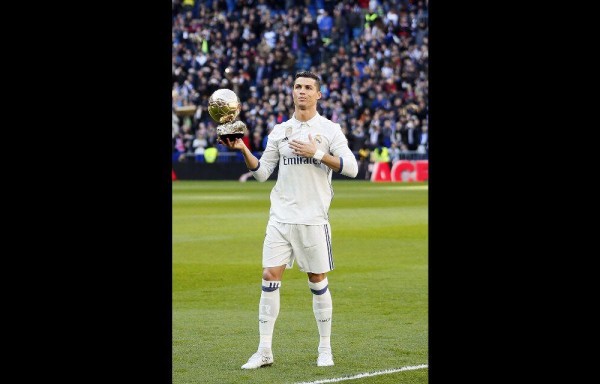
[219,71,358,369]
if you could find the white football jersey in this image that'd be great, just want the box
[251,113,358,225]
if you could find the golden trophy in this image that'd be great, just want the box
[208,88,247,141]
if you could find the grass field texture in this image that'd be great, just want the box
[173,180,428,384]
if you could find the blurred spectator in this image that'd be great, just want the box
[317,9,333,38]
[204,145,218,163]
[358,143,371,180]
[418,123,428,154]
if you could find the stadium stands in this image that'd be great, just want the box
[172,0,428,165]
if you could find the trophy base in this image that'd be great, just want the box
[219,133,244,141]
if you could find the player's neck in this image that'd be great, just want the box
[294,109,318,123]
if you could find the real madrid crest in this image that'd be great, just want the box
[314,134,322,144]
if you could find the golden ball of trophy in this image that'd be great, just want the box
[208,88,241,124]
[208,89,246,141]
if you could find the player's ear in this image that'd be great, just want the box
[316,90,322,100]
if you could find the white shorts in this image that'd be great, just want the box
[262,220,334,273]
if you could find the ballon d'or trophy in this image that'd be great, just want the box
[207,88,247,142]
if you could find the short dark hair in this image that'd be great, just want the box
[294,71,321,90]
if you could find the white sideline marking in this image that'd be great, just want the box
[293,364,428,384]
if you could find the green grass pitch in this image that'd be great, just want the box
[173,180,428,384]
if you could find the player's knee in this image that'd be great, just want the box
[262,269,274,280]
[262,267,283,281]
[307,272,326,283]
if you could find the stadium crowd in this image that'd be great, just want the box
[172,0,428,165]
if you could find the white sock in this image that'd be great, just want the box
[308,278,332,354]
[258,279,281,353]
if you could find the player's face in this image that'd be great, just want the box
[293,77,321,110]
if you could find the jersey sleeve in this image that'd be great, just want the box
[329,126,358,178]
[251,132,280,182]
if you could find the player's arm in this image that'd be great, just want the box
[250,136,280,182]
[219,135,257,169]
[329,130,358,178]
[220,133,279,182]
[220,137,259,170]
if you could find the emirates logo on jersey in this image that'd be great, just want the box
[282,156,320,165]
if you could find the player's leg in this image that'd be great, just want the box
[242,222,292,369]
[257,265,286,354]
[308,272,334,366]
[241,265,286,369]
[293,223,335,366]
